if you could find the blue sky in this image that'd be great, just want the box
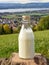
[0,0,49,3]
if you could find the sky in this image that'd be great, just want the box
[0,0,49,3]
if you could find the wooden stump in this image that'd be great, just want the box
[0,53,48,65]
[11,53,47,65]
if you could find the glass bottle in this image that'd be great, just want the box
[18,16,35,59]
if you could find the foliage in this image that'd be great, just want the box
[0,24,2,34]
[38,16,49,30]
[3,24,11,34]
[0,24,5,34]
[10,27,13,33]
[32,25,38,31]
[13,27,18,33]
[13,26,21,33]
[0,24,21,35]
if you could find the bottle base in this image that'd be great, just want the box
[19,55,35,60]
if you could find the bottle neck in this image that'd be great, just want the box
[22,20,30,29]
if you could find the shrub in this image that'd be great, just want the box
[10,27,13,33]
[0,24,2,34]
[38,16,49,30]
[13,26,21,33]
[13,27,18,33]
[3,24,11,34]
[32,25,38,31]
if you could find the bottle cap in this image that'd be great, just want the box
[22,15,30,21]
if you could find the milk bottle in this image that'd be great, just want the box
[18,16,35,59]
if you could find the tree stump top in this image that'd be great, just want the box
[11,53,47,65]
[0,53,48,65]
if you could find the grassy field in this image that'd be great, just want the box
[2,13,49,19]
[0,30,49,58]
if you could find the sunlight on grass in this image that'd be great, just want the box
[0,30,49,58]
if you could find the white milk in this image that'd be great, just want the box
[18,24,35,59]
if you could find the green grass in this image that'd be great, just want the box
[0,30,49,58]
[34,30,49,59]
[2,14,17,19]
[0,33,18,58]
[2,13,49,19]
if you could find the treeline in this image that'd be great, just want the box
[0,24,21,35]
[33,15,49,31]
[0,15,49,34]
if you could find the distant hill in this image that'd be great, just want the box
[0,3,49,9]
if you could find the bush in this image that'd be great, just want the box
[38,16,49,30]
[3,24,11,34]
[13,26,21,33]
[10,27,13,33]
[32,25,38,31]
[13,27,18,33]
[0,24,3,34]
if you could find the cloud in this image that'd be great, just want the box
[40,0,49,2]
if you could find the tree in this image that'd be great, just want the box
[3,24,11,34]
[0,24,2,34]
[10,26,13,33]
[38,16,49,30]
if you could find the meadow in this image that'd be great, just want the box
[0,30,49,59]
